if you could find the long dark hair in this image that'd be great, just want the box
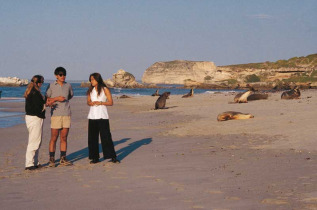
[87,73,107,96]
[24,75,44,98]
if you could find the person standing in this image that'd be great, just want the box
[24,75,46,170]
[87,73,119,164]
[46,67,73,167]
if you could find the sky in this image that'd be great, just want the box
[0,0,316,81]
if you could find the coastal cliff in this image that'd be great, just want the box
[142,54,317,89]
[142,60,217,84]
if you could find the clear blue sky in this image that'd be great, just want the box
[0,0,316,81]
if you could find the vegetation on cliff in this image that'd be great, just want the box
[222,53,317,70]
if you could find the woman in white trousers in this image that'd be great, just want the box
[24,75,46,170]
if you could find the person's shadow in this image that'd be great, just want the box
[66,137,152,163]
[116,138,152,161]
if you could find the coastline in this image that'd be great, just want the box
[0,90,316,209]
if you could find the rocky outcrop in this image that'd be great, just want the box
[111,69,144,88]
[142,60,217,84]
[81,69,159,89]
[0,77,28,86]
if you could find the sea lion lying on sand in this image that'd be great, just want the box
[233,87,255,103]
[151,89,160,96]
[155,92,171,110]
[217,111,254,121]
[281,86,301,99]
[247,93,268,101]
[119,95,131,99]
[182,88,194,98]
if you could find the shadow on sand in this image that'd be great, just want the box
[66,137,152,163]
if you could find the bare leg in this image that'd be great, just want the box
[60,128,69,152]
[49,128,60,153]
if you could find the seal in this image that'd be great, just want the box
[234,87,255,103]
[119,95,131,99]
[155,92,171,110]
[151,89,160,96]
[217,111,254,121]
[281,86,301,99]
[247,93,268,101]
[182,88,194,98]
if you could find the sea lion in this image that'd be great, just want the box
[182,88,194,98]
[155,92,171,110]
[217,111,254,121]
[247,93,268,101]
[151,89,160,96]
[119,95,130,99]
[281,86,301,99]
[234,87,255,103]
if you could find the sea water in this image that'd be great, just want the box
[0,82,240,128]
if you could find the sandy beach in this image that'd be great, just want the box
[0,90,316,210]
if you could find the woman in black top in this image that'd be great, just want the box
[24,75,46,170]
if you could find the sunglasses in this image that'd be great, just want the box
[58,74,66,77]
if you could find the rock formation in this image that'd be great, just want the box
[142,54,317,89]
[0,77,28,86]
[142,60,217,84]
[81,69,154,88]
[111,69,143,88]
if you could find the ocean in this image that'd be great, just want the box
[0,82,241,128]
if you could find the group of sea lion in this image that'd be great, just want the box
[218,86,301,121]
[151,86,301,121]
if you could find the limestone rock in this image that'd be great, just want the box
[142,60,217,84]
[112,69,144,88]
[0,77,28,86]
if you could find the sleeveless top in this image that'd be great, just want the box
[87,87,109,119]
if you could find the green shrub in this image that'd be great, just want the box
[204,76,212,80]
[226,79,238,84]
[245,74,261,82]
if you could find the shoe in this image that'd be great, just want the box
[25,166,37,171]
[111,157,120,163]
[90,159,100,164]
[48,157,56,167]
[35,164,43,169]
[59,156,73,166]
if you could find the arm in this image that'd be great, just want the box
[87,87,113,106]
[103,87,113,106]
[46,96,66,106]
[45,83,66,106]
[87,93,98,106]
[68,84,74,100]
[90,87,113,106]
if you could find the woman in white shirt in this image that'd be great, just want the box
[87,73,119,164]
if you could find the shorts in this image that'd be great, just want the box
[51,116,71,129]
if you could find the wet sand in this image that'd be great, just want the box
[0,90,316,210]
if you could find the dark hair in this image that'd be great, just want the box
[54,67,67,76]
[24,75,44,98]
[87,73,107,96]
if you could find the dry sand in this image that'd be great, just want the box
[0,90,316,210]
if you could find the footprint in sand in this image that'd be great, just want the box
[111,176,128,179]
[261,198,289,205]
[205,190,223,195]
[107,185,120,189]
[192,205,204,209]
[225,196,241,200]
